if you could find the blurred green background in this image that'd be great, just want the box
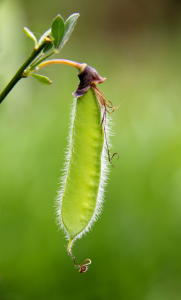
[1,0,181,299]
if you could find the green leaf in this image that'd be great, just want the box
[23,27,38,48]
[43,41,54,53]
[58,13,80,51]
[51,14,65,50]
[38,28,51,46]
[30,74,52,85]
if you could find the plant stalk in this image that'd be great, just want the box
[0,40,49,104]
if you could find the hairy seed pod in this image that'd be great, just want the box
[35,60,117,272]
[57,87,108,271]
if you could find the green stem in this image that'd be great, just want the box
[0,39,50,104]
[37,59,87,74]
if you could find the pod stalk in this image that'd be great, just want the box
[36,59,87,74]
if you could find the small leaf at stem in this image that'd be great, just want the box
[58,13,80,51]
[38,28,51,46]
[30,74,52,85]
[51,14,65,50]
[43,41,54,53]
[23,27,38,48]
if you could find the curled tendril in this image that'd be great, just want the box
[79,259,92,273]
[90,83,120,167]
[105,100,121,114]
[110,152,119,162]
[109,152,120,168]
[106,99,114,108]
[68,250,91,273]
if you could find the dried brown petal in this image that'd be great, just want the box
[73,65,106,98]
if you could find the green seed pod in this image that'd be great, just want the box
[56,64,118,272]
[57,87,109,271]
[30,59,117,272]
